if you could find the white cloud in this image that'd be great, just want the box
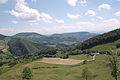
[75,19,120,32]
[85,10,95,16]
[97,16,103,20]
[0,0,8,4]
[11,20,18,24]
[1,19,120,35]
[67,13,81,19]
[67,0,78,6]
[9,0,52,23]
[114,11,120,16]
[98,4,111,10]
[103,18,120,23]
[41,13,53,23]
[67,0,87,7]
[45,20,120,34]
[55,19,64,23]
[76,21,95,26]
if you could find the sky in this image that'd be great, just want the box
[0,0,120,35]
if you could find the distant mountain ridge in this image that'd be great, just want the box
[0,31,98,56]
[51,32,97,41]
[13,32,98,48]
[13,32,45,38]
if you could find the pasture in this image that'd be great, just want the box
[0,54,118,80]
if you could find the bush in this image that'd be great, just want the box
[83,60,87,65]
[55,50,69,59]
[116,44,120,48]
[69,49,83,55]
[22,67,32,80]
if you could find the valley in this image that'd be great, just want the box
[0,0,120,80]
[0,29,120,80]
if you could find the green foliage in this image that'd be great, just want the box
[108,51,120,80]
[0,65,10,75]
[22,67,32,80]
[116,44,120,48]
[69,49,83,55]
[55,50,69,59]
[82,67,92,80]
[37,48,57,57]
[83,60,87,65]
[76,28,120,50]
[69,49,110,55]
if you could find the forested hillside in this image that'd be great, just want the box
[76,28,120,50]
[8,38,45,56]
[13,32,97,48]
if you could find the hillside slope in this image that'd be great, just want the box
[0,34,6,40]
[0,37,11,53]
[0,54,117,80]
[76,28,120,50]
[0,33,48,56]
[8,38,46,56]
[90,39,120,51]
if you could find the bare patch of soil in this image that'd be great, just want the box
[41,58,84,65]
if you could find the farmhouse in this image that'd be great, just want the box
[88,53,100,60]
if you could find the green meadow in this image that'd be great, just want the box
[0,54,119,80]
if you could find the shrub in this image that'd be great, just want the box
[22,67,32,80]
[83,60,87,65]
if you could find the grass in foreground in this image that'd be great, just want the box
[0,54,119,80]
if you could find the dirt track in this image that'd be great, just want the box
[40,58,84,65]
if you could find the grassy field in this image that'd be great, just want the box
[69,54,93,60]
[91,39,120,51]
[0,54,119,80]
